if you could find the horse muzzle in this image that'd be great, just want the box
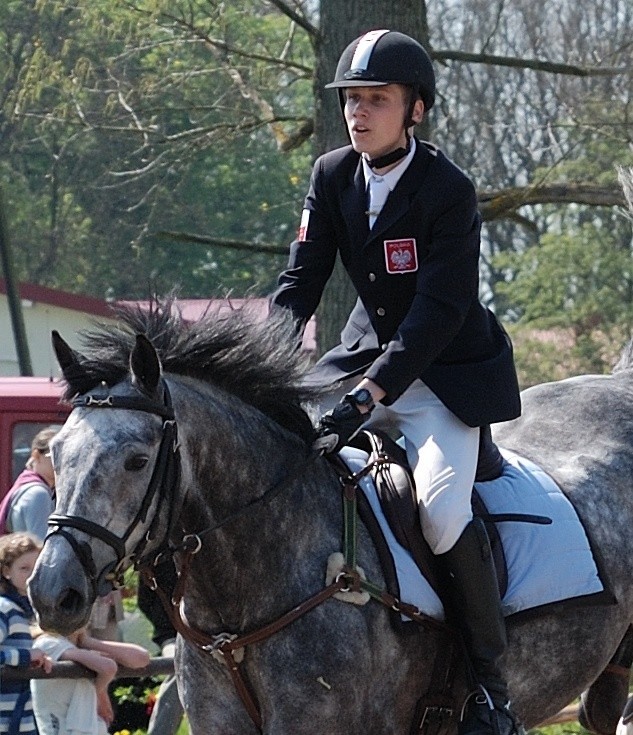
[29,534,96,635]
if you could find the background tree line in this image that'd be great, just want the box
[1,0,632,385]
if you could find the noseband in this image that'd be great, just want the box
[47,381,180,597]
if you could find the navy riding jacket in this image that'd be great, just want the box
[271,139,521,428]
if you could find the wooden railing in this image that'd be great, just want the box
[1,655,173,681]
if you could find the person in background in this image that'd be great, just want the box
[32,626,150,735]
[2,426,124,643]
[0,427,58,540]
[137,558,186,735]
[270,29,522,735]
[0,532,53,735]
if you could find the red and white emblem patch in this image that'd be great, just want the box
[384,238,418,274]
[297,209,310,242]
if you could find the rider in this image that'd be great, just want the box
[271,29,523,735]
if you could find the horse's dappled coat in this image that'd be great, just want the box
[27,301,633,735]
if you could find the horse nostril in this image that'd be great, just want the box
[58,587,85,616]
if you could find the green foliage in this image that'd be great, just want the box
[497,204,633,386]
[507,323,627,388]
[496,217,633,334]
[529,722,586,735]
[1,0,314,299]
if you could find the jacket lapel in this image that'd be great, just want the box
[341,159,369,246]
[366,142,434,246]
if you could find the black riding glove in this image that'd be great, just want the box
[313,394,373,454]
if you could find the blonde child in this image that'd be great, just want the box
[32,626,150,735]
[0,532,52,735]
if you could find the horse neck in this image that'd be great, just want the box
[173,381,343,629]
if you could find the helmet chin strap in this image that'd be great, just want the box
[367,135,410,170]
[367,88,417,171]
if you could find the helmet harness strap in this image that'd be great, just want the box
[367,86,417,170]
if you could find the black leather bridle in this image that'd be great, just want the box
[46,381,180,597]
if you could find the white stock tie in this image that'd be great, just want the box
[367,175,390,229]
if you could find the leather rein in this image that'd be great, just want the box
[49,380,450,733]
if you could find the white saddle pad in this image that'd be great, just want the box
[339,447,607,622]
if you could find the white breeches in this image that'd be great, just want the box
[319,379,480,555]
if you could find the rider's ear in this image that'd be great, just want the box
[130,334,161,396]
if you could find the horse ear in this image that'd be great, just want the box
[52,330,89,391]
[130,334,161,395]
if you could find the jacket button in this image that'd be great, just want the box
[381,343,388,351]
[368,272,376,282]
[377,307,385,316]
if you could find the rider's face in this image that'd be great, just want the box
[344,84,423,162]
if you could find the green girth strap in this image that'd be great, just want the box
[336,458,449,634]
[342,478,358,569]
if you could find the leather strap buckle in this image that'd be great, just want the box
[417,704,454,735]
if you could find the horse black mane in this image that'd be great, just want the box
[63,299,322,442]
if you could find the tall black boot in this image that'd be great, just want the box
[438,518,524,735]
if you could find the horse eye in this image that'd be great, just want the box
[124,454,150,471]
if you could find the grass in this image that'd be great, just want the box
[530,724,586,735]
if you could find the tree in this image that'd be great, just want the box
[310,0,430,351]
[1,1,315,296]
[2,0,633,363]
[289,0,632,349]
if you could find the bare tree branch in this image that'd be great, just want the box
[432,49,628,77]
[158,181,628,254]
[158,10,312,74]
[266,0,319,38]
[153,10,312,150]
[478,183,627,221]
[279,118,314,151]
[156,230,289,255]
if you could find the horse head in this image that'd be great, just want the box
[29,330,178,634]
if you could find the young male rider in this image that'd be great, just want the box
[271,29,522,735]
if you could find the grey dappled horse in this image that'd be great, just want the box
[29,303,633,735]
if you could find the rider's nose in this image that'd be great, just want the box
[350,101,367,119]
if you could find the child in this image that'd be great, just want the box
[271,29,522,735]
[32,627,150,735]
[0,532,53,735]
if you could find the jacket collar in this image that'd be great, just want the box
[341,138,436,248]
[367,139,436,244]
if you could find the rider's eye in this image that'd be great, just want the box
[124,454,150,471]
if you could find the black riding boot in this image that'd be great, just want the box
[439,518,524,735]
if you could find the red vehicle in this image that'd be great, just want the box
[0,377,70,500]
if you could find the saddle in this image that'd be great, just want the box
[342,428,508,735]
[347,426,508,602]
[341,429,622,735]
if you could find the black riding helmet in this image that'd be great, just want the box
[325,29,436,168]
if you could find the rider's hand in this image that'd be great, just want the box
[313,394,373,454]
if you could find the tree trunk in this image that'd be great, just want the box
[314,0,429,354]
